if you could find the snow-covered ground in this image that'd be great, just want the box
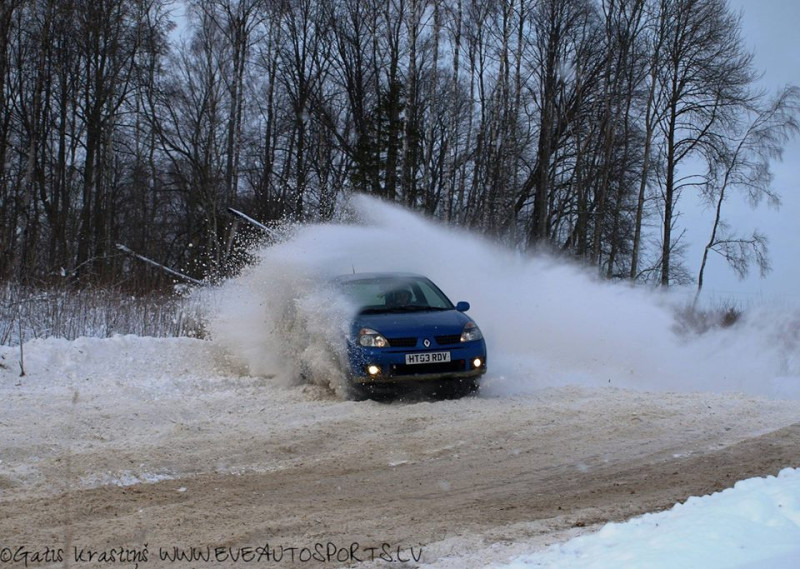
[2,334,798,568]
[464,470,800,569]
[2,196,799,567]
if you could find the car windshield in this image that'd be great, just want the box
[339,276,455,314]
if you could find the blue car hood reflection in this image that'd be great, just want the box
[353,309,470,337]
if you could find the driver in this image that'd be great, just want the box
[387,287,413,307]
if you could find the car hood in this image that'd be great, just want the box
[353,309,471,337]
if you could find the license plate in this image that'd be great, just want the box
[405,351,451,365]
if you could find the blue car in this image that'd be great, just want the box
[334,272,487,398]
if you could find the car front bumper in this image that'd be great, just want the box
[347,341,487,384]
[352,366,486,384]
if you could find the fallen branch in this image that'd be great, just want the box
[115,244,206,287]
[227,207,279,238]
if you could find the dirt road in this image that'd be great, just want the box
[2,362,799,568]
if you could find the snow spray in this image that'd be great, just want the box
[204,195,800,399]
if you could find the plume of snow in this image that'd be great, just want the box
[204,195,800,399]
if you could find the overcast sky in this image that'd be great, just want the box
[683,0,800,305]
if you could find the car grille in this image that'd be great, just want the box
[435,334,461,345]
[391,360,466,376]
[387,337,417,347]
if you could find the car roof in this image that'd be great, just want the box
[333,272,428,283]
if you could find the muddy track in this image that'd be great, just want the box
[3,415,798,568]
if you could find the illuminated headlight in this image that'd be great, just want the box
[358,328,389,348]
[460,321,483,342]
[367,364,381,376]
[473,358,483,368]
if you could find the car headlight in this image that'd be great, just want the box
[358,328,389,347]
[460,321,483,342]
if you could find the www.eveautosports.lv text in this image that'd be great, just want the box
[0,542,424,566]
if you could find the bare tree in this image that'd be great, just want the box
[0,0,24,278]
[249,3,284,220]
[524,0,599,247]
[277,0,332,219]
[72,0,151,281]
[630,0,667,279]
[326,0,382,196]
[0,0,796,293]
[654,0,756,286]
[152,7,229,275]
[696,86,800,299]
[194,0,265,207]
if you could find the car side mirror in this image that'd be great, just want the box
[456,301,470,312]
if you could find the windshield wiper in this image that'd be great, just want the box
[386,305,449,313]
[359,305,450,314]
[358,307,387,314]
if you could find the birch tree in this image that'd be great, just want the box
[696,86,800,298]
[654,0,755,285]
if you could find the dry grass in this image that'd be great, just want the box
[0,283,207,346]
[673,300,743,336]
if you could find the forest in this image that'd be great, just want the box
[1,0,797,291]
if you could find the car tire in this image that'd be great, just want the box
[344,380,370,401]
[436,378,480,399]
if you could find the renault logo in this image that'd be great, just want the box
[423,339,431,347]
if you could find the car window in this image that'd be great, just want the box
[340,280,387,309]
[340,276,454,312]
[413,279,453,309]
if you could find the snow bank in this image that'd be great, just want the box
[489,468,800,569]
[204,195,800,399]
